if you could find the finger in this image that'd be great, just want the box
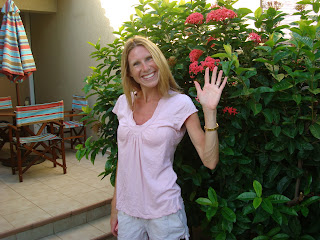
[211,66,218,85]
[219,76,228,90]
[204,67,210,85]
[216,70,223,86]
[194,81,202,94]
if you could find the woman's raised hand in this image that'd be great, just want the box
[194,66,228,111]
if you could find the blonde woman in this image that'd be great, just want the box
[111,36,227,240]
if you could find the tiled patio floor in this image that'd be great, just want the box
[0,146,114,237]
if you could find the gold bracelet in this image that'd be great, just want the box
[204,123,219,132]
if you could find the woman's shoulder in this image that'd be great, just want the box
[167,90,193,103]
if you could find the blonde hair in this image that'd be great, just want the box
[121,36,180,108]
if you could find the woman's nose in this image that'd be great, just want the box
[141,62,150,71]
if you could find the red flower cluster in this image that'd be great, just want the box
[206,7,237,23]
[223,106,238,115]
[248,32,261,43]
[206,36,216,48]
[185,12,204,25]
[189,49,203,62]
[189,61,204,78]
[200,56,220,71]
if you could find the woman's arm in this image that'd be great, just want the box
[185,66,227,170]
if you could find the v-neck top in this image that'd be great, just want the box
[112,90,198,219]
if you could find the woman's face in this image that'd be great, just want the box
[128,45,159,91]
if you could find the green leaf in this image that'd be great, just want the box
[271,208,283,225]
[216,232,227,240]
[277,176,292,194]
[272,81,293,91]
[196,197,212,206]
[224,44,232,57]
[261,198,273,214]
[181,165,195,174]
[263,109,273,123]
[300,235,316,240]
[237,192,257,201]
[301,206,309,217]
[85,136,93,147]
[248,100,262,116]
[302,196,320,206]
[253,180,262,197]
[253,197,262,209]
[293,94,302,104]
[253,237,268,240]
[135,7,144,18]
[272,126,281,137]
[254,7,262,19]
[309,123,320,139]
[221,207,236,223]
[278,206,298,216]
[206,206,218,221]
[268,194,291,203]
[212,53,229,59]
[267,227,281,237]
[208,187,218,203]
[272,233,290,240]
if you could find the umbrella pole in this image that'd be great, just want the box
[15,82,21,106]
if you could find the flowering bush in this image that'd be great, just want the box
[78,0,320,239]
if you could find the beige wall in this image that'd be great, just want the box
[31,0,115,137]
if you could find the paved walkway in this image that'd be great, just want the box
[0,146,114,238]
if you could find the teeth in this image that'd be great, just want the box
[143,73,154,79]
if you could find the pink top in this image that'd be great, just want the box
[112,91,198,219]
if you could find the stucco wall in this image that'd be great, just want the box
[31,0,115,137]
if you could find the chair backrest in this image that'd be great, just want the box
[72,95,88,111]
[16,101,64,127]
[0,96,13,110]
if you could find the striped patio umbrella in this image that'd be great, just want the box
[0,0,36,105]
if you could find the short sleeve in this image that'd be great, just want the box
[172,94,198,130]
[112,94,125,116]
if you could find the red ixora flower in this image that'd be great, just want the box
[206,7,237,23]
[206,36,216,48]
[223,106,238,115]
[185,12,204,25]
[189,61,204,78]
[200,56,220,71]
[248,32,261,43]
[189,49,203,62]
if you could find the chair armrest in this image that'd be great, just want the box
[65,113,87,118]
[64,110,73,114]
[7,124,19,131]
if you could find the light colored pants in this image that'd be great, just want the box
[117,208,189,240]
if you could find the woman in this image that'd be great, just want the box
[111,36,227,240]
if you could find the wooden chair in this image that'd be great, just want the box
[8,101,66,182]
[0,96,14,152]
[62,95,88,149]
